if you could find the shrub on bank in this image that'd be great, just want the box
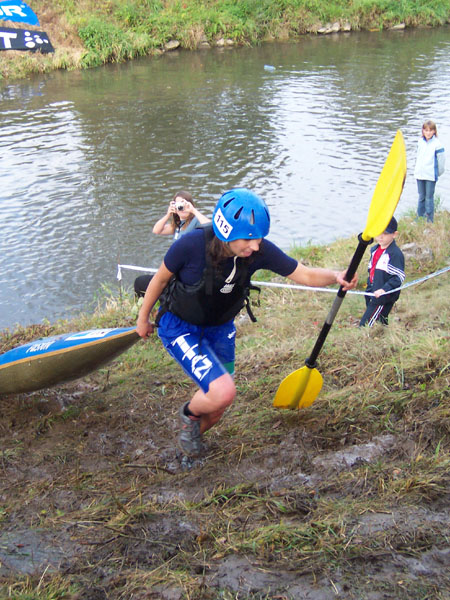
[78,17,153,67]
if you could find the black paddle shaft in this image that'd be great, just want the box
[305,233,372,369]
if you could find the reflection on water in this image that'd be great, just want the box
[1,27,449,330]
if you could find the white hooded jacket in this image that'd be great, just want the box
[414,134,445,181]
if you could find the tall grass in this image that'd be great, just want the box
[1,0,449,78]
[78,17,152,67]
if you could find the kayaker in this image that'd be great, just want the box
[136,188,357,456]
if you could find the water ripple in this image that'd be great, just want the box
[1,28,450,329]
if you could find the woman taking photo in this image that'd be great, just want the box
[152,190,209,240]
[134,190,209,297]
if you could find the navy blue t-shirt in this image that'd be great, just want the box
[164,229,297,284]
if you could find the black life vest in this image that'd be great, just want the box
[157,225,259,327]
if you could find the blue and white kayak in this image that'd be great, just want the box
[0,327,139,395]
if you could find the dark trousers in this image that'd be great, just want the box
[134,274,153,298]
[359,297,395,327]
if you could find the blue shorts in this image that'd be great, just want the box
[157,312,236,393]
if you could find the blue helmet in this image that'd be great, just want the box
[212,188,270,242]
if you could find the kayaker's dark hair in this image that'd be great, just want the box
[208,235,263,268]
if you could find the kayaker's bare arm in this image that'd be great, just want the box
[136,263,173,337]
[287,263,358,290]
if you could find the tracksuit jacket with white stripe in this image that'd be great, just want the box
[366,240,405,305]
[414,134,445,181]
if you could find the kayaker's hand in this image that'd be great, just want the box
[337,270,358,291]
[136,320,155,339]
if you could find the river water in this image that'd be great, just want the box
[1,27,449,331]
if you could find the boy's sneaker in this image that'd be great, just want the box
[178,403,202,456]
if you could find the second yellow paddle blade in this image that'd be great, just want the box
[363,130,407,241]
[273,366,323,410]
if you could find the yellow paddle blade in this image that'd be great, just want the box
[362,129,407,242]
[272,130,406,411]
[273,366,323,410]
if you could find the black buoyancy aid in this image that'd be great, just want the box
[157,225,259,326]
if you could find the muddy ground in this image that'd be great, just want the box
[2,215,450,598]
[1,335,449,600]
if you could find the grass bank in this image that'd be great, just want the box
[1,0,450,79]
[0,212,449,598]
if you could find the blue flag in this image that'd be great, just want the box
[0,2,40,26]
[0,27,53,52]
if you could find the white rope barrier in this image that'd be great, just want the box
[117,263,450,298]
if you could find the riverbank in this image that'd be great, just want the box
[1,0,450,80]
[1,212,449,598]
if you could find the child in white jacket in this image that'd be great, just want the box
[414,120,445,223]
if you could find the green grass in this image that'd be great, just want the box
[1,0,450,78]
[0,211,449,598]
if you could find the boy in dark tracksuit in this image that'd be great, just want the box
[359,217,405,327]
